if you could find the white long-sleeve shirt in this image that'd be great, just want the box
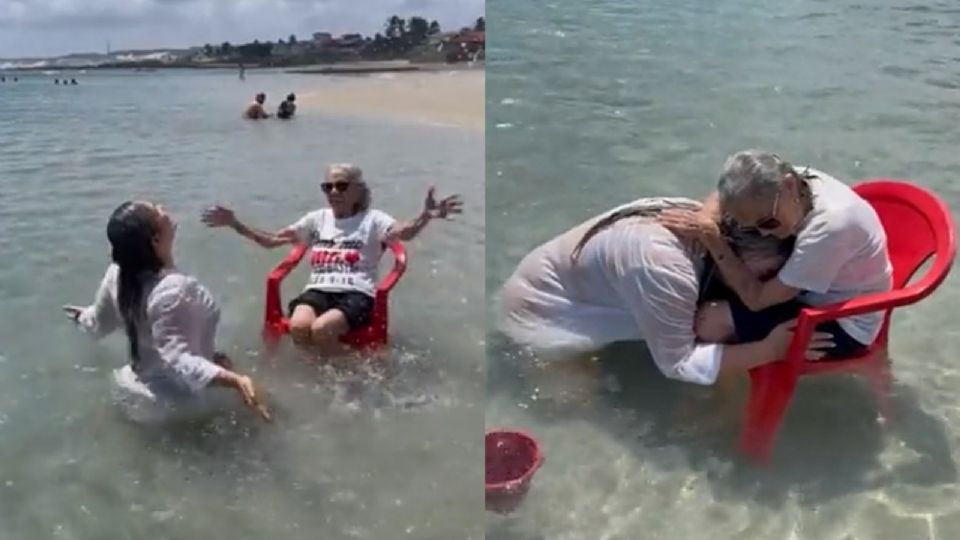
[498,197,724,386]
[77,264,224,396]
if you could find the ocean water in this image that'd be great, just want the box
[0,69,484,539]
[486,0,960,538]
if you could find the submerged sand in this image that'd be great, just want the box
[297,67,484,131]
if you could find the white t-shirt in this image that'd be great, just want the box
[287,208,397,297]
[777,168,893,344]
[499,197,725,386]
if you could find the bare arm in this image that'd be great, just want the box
[383,211,432,244]
[202,205,299,249]
[701,234,800,311]
[230,218,298,249]
[381,187,462,244]
[701,190,721,221]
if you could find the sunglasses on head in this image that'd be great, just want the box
[320,181,350,194]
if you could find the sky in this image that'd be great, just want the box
[0,0,485,58]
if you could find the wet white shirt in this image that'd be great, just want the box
[499,197,725,386]
[778,168,893,344]
[77,264,224,398]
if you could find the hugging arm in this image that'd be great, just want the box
[700,234,800,311]
[619,264,781,386]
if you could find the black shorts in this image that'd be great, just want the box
[288,289,374,331]
[698,263,867,360]
[726,296,868,360]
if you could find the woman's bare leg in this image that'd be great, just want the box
[308,309,354,357]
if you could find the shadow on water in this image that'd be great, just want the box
[487,332,956,510]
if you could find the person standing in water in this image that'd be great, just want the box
[64,201,270,423]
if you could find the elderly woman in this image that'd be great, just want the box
[659,150,893,358]
[202,163,463,354]
[64,201,270,423]
[499,197,833,388]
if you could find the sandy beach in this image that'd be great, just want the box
[297,67,484,131]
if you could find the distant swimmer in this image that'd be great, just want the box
[54,79,59,85]
[239,63,246,81]
[244,92,271,119]
[277,93,296,119]
[71,79,78,85]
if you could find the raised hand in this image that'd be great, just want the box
[201,205,237,228]
[423,187,463,219]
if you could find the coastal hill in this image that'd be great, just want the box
[0,15,484,71]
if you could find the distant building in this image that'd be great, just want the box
[313,32,334,47]
[332,33,364,49]
[439,30,485,62]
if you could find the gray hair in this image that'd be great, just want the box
[327,163,371,213]
[716,150,797,206]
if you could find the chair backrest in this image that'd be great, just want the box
[854,179,956,292]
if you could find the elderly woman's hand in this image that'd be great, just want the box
[657,208,722,242]
[423,187,463,219]
[201,205,238,228]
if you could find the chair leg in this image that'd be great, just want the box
[864,354,893,422]
[739,363,799,465]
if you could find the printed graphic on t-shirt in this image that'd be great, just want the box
[291,209,396,296]
[307,238,366,288]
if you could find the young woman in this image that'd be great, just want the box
[202,163,463,354]
[64,201,270,423]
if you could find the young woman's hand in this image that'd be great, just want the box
[765,319,835,361]
[423,187,463,219]
[201,205,238,228]
[62,305,83,323]
[234,374,272,421]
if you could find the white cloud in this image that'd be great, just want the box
[0,0,483,57]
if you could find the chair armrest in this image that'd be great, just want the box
[783,282,930,366]
[798,287,919,324]
[264,244,309,323]
[377,242,408,293]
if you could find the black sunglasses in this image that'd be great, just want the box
[321,181,351,194]
[754,191,782,230]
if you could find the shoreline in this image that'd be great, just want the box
[297,68,484,132]
[3,60,484,73]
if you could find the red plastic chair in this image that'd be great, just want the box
[739,179,956,464]
[261,242,408,353]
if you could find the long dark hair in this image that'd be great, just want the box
[106,202,164,363]
[571,199,702,261]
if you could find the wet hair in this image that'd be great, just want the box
[717,150,816,207]
[571,199,702,261]
[255,92,265,102]
[287,93,296,102]
[327,163,371,214]
[570,199,792,265]
[106,202,164,364]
